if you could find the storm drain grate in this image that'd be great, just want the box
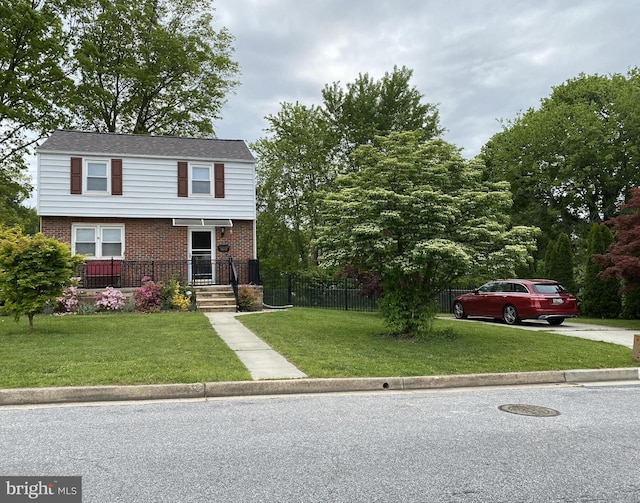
[498,404,561,417]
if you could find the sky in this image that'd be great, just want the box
[211,0,640,158]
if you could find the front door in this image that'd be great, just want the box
[190,230,214,284]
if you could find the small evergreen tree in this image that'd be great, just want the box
[543,242,555,279]
[0,227,83,330]
[545,233,576,293]
[622,289,640,319]
[581,224,621,318]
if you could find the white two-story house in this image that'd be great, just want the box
[36,130,258,288]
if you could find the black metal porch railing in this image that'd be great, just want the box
[77,258,261,289]
[229,259,240,310]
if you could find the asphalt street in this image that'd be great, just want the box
[2,383,640,502]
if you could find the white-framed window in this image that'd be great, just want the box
[72,224,124,258]
[191,165,211,195]
[85,159,110,193]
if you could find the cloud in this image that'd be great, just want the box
[216,0,638,157]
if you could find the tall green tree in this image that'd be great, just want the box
[71,0,239,136]
[0,227,83,330]
[252,103,335,274]
[545,233,576,293]
[317,131,539,337]
[255,67,443,273]
[482,70,640,248]
[581,223,621,318]
[0,0,75,221]
[322,65,443,168]
[0,184,38,234]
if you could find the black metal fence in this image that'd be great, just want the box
[437,287,477,313]
[261,272,476,313]
[77,259,261,288]
[262,273,378,311]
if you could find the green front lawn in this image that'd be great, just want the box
[0,312,250,388]
[1,309,637,389]
[238,308,639,378]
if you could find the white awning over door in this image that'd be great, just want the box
[172,218,233,227]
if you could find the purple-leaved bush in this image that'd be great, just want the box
[134,277,162,313]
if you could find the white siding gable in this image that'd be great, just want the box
[37,153,256,219]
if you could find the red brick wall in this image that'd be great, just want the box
[215,220,255,261]
[125,219,187,260]
[40,217,255,261]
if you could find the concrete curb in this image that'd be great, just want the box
[0,383,205,406]
[563,368,640,383]
[1,368,638,406]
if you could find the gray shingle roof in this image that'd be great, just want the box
[37,130,255,162]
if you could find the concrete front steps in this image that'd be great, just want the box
[194,285,237,313]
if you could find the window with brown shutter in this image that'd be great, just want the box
[178,161,188,197]
[214,163,225,198]
[70,157,82,194]
[111,159,123,195]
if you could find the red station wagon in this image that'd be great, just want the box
[452,279,579,326]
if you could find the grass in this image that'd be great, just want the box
[1,309,638,389]
[238,308,640,378]
[0,312,251,388]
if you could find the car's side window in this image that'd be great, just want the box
[513,283,528,293]
[478,283,494,294]
[492,282,506,292]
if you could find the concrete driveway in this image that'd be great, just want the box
[453,318,638,349]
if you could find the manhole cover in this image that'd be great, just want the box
[498,404,560,417]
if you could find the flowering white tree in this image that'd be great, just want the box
[317,131,540,337]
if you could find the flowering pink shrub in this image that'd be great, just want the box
[94,287,126,311]
[134,277,162,313]
[56,285,79,314]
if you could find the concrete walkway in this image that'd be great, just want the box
[453,318,638,349]
[205,312,307,380]
[511,320,637,349]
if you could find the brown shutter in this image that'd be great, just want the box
[70,157,82,194]
[178,161,188,197]
[111,159,123,195]
[214,163,225,198]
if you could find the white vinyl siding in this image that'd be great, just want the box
[37,154,256,219]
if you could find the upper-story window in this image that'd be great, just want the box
[178,161,224,198]
[70,157,122,195]
[191,165,211,195]
[86,160,109,192]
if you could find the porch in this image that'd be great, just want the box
[77,258,261,289]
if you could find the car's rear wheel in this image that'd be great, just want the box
[453,301,467,319]
[503,305,521,325]
[547,318,564,326]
